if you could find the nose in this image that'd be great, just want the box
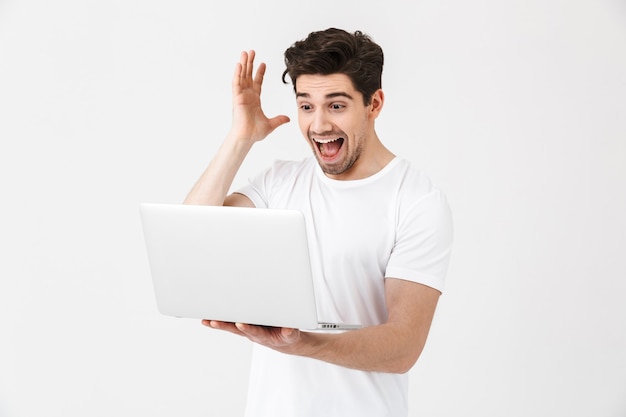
[310,109,333,135]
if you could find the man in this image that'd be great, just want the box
[184,28,453,417]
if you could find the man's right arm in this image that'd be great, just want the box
[183,134,256,206]
[183,50,289,207]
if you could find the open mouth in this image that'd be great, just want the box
[314,137,345,159]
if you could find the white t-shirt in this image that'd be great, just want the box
[236,156,453,417]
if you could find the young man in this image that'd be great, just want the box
[184,28,453,417]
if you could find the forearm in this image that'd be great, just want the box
[288,280,438,374]
[291,322,427,374]
[183,134,254,206]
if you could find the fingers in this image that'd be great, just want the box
[232,60,242,92]
[237,50,252,85]
[233,50,266,91]
[202,319,245,336]
[254,61,266,90]
[231,51,247,92]
[236,323,300,346]
[203,321,301,352]
[245,50,255,80]
[234,50,254,87]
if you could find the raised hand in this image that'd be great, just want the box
[229,50,290,143]
[183,50,290,206]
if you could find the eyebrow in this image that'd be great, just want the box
[296,92,354,100]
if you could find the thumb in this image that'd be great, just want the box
[268,115,291,131]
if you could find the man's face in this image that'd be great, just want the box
[295,73,378,180]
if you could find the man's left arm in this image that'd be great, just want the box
[205,277,440,374]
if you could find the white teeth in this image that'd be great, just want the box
[314,138,340,144]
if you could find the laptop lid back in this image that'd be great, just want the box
[139,203,320,330]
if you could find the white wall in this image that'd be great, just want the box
[1,1,625,416]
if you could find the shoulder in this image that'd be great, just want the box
[259,156,317,187]
[390,158,446,203]
[389,158,452,231]
[238,157,315,208]
[246,157,316,196]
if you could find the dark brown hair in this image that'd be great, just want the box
[282,28,384,105]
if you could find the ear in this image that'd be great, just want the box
[368,89,384,119]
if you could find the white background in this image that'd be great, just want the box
[1,0,625,416]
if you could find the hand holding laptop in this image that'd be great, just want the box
[203,320,302,351]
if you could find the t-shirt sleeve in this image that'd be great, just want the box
[234,167,272,209]
[385,189,454,293]
[234,160,303,209]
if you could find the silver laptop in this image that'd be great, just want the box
[139,203,361,331]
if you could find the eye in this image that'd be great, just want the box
[299,103,312,111]
[330,103,345,111]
